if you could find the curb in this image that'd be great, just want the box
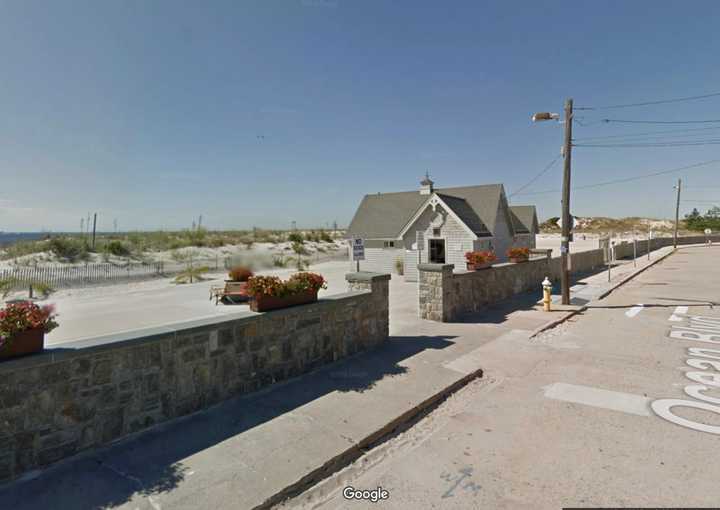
[596,247,676,300]
[252,367,484,509]
[529,248,677,338]
[529,307,586,338]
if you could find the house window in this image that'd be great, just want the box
[383,241,395,248]
[432,228,441,237]
[429,239,446,263]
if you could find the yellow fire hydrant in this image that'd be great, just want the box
[542,276,552,312]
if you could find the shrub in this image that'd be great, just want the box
[185,226,208,247]
[2,240,48,260]
[507,247,530,260]
[0,277,18,298]
[288,232,304,243]
[464,250,497,265]
[272,255,287,268]
[48,237,89,262]
[104,240,131,257]
[32,281,55,298]
[320,230,333,243]
[228,266,253,282]
[173,265,209,284]
[0,302,58,348]
[395,257,404,275]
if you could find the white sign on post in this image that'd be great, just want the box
[705,228,712,235]
[351,238,365,261]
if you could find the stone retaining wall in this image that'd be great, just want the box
[419,248,603,322]
[418,236,718,322]
[0,272,390,482]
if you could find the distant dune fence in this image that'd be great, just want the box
[0,248,349,291]
[0,261,167,290]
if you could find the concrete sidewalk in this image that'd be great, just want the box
[0,248,676,510]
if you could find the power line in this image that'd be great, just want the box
[575,139,720,148]
[573,126,720,142]
[601,118,720,125]
[576,91,720,110]
[508,155,561,198]
[512,159,720,196]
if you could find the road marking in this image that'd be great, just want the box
[625,304,645,318]
[542,382,651,416]
[669,305,689,322]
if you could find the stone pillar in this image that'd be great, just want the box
[346,272,391,340]
[417,263,454,322]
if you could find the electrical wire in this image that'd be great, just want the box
[575,140,720,148]
[573,126,720,142]
[511,159,720,196]
[576,91,720,110]
[508,155,561,198]
[601,118,720,125]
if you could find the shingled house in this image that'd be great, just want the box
[346,176,538,281]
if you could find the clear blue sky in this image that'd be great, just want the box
[3,0,720,231]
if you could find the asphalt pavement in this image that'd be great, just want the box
[283,244,720,509]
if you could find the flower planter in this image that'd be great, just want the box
[466,262,492,271]
[509,257,529,264]
[0,327,44,361]
[250,290,318,312]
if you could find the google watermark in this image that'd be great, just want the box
[342,486,390,503]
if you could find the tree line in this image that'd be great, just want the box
[684,206,720,232]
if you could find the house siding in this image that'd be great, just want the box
[348,245,402,275]
[401,203,475,278]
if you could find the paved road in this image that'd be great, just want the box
[286,245,720,509]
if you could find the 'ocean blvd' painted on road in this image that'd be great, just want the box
[651,308,720,434]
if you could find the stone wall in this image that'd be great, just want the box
[419,259,551,321]
[0,272,390,482]
[418,235,719,322]
[418,248,603,322]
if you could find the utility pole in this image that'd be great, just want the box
[674,179,682,249]
[560,98,573,305]
[91,213,97,250]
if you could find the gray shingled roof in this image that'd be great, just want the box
[509,205,538,234]
[346,184,507,239]
[436,193,490,235]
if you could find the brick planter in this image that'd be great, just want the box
[0,327,44,361]
[250,290,318,312]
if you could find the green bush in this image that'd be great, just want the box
[48,237,90,262]
[272,255,287,267]
[288,232,304,243]
[32,281,55,298]
[0,277,18,297]
[2,240,48,260]
[104,240,131,257]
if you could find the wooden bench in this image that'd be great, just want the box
[209,281,250,305]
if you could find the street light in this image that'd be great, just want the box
[531,99,574,305]
[532,112,560,122]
